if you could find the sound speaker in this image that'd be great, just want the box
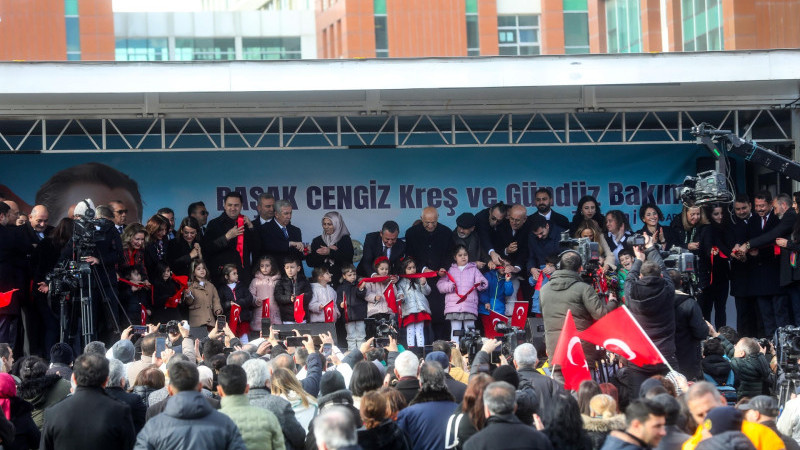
[524,317,545,341]
[273,323,339,344]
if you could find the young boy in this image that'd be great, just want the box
[616,248,635,304]
[479,260,513,316]
[273,257,313,324]
[529,255,559,314]
[337,264,367,352]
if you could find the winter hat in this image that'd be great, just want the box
[111,340,135,364]
[491,365,520,389]
[456,213,476,229]
[50,343,73,366]
[424,351,450,373]
[319,370,346,397]
[703,406,743,436]
[736,395,779,418]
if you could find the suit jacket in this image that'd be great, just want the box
[204,213,260,284]
[747,211,784,296]
[404,223,453,273]
[40,386,136,450]
[106,386,147,433]
[495,220,532,270]
[358,231,406,277]
[474,207,505,256]
[259,219,304,263]
[730,216,751,297]
[0,225,32,315]
[534,210,570,231]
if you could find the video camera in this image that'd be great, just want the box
[365,316,396,347]
[777,326,800,376]
[677,170,733,207]
[45,260,91,297]
[662,247,696,273]
[494,322,525,362]
[559,231,600,272]
[454,328,483,364]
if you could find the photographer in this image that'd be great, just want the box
[623,234,677,394]
[669,270,708,381]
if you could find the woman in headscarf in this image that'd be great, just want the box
[307,211,354,288]
[0,373,40,450]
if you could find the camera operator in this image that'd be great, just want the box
[540,249,614,378]
[623,234,677,395]
[668,269,708,381]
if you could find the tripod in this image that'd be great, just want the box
[48,260,95,347]
[777,376,798,411]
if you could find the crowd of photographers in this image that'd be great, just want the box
[2,185,800,449]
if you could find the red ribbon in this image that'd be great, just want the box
[125,249,139,268]
[235,215,245,266]
[357,272,437,288]
[710,247,728,285]
[166,275,188,308]
[119,278,154,306]
[343,292,348,322]
[445,272,480,304]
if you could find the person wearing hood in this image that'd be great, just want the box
[357,390,411,450]
[0,372,40,450]
[623,233,676,397]
[135,360,245,450]
[17,356,70,430]
[583,394,626,450]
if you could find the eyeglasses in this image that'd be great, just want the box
[199,211,209,216]
[115,210,128,215]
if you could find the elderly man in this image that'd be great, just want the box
[452,212,488,268]
[511,343,564,425]
[475,202,507,266]
[242,358,306,449]
[313,406,359,450]
[397,362,458,450]
[261,199,304,263]
[739,395,800,450]
[358,220,406,277]
[19,205,51,357]
[204,192,259,284]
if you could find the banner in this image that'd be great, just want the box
[0,145,697,252]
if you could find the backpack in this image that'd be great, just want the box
[703,368,737,405]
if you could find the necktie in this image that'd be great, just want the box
[762,216,767,229]
[117,225,123,234]
[282,226,289,239]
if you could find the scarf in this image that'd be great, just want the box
[321,211,351,247]
[0,373,16,420]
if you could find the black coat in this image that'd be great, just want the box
[5,396,40,450]
[218,281,256,323]
[730,353,772,399]
[144,239,167,282]
[495,220,532,270]
[702,354,732,385]
[150,276,182,324]
[307,234,354,286]
[0,224,32,315]
[166,236,203,277]
[258,219,303,263]
[404,223,453,273]
[746,211,785,296]
[204,213,260,284]
[730,216,751,297]
[273,276,313,323]
[357,419,412,450]
[338,280,367,322]
[105,386,147,433]
[700,223,733,287]
[40,386,136,450]
[674,293,709,380]
[357,231,406,277]
[474,207,505,257]
[462,414,553,450]
[394,377,419,405]
[535,210,570,231]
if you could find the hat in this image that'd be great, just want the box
[703,406,743,436]
[111,340,135,364]
[736,395,779,417]
[456,213,476,229]
[491,365,519,389]
[319,371,346,397]
[424,351,450,372]
[371,359,386,376]
[73,198,95,218]
[50,343,73,366]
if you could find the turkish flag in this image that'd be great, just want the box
[384,284,398,314]
[323,301,336,323]
[229,302,241,335]
[140,303,147,326]
[0,289,18,308]
[480,310,509,339]
[293,294,306,323]
[579,306,665,368]
[551,310,591,390]
[166,275,189,308]
[511,301,529,328]
[261,298,270,319]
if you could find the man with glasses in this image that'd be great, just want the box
[475,202,507,266]
[109,200,127,234]
[188,201,209,238]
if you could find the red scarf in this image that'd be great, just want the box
[235,215,245,266]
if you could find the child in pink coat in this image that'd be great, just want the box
[436,244,488,342]
[249,256,282,329]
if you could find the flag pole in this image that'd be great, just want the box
[621,305,675,373]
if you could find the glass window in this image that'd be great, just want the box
[605,0,642,53]
[497,15,540,56]
[374,15,388,57]
[466,15,479,51]
[64,0,79,16]
[65,17,81,53]
[681,0,724,51]
[465,0,478,14]
[373,0,386,15]
[563,0,588,11]
[564,12,589,51]
[115,38,169,61]
[174,38,235,60]
[241,37,302,60]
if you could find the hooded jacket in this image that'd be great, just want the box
[674,292,709,380]
[357,419,412,450]
[134,391,246,450]
[582,414,626,450]
[702,354,733,386]
[18,373,70,429]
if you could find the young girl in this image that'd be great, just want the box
[364,256,396,324]
[249,256,282,330]
[119,265,149,325]
[218,263,255,342]
[337,264,367,351]
[184,260,223,337]
[396,257,431,351]
[150,262,182,324]
[309,267,339,323]
[437,245,488,342]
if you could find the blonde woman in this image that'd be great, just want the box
[573,219,615,270]
[582,394,625,450]
[270,367,318,433]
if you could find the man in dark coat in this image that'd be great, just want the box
[40,353,136,450]
[730,194,757,338]
[260,199,304,264]
[463,381,553,450]
[669,271,708,381]
[474,202,507,266]
[105,358,146,433]
[452,212,488,267]
[533,188,570,230]
[396,363,458,450]
[405,207,453,341]
[392,350,420,404]
[425,351,466,403]
[0,202,30,349]
[357,220,406,277]
[204,192,259,285]
[135,361,245,450]
[21,205,53,358]
[600,399,667,450]
[512,343,565,427]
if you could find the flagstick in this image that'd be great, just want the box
[621,305,675,373]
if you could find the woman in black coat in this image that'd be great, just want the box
[0,373,40,450]
[672,204,711,294]
[166,217,203,277]
[306,211,354,288]
[569,195,606,234]
[638,203,676,250]
[143,214,170,280]
[699,204,734,326]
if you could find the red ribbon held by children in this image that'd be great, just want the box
[166,275,188,308]
[445,273,481,304]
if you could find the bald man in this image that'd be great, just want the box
[16,205,52,358]
[405,207,454,340]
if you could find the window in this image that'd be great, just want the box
[242,38,301,60]
[497,15,540,56]
[606,0,642,53]
[563,0,589,54]
[466,0,479,56]
[64,0,80,60]
[682,0,724,51]
[174,38,235,61]
[115,38,169,61]
[374,0,388,57]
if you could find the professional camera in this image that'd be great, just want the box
[454,328,483,364]
[628,233,646,247]
[677,170,733,207]
[45,260,89,297]
[365,317,397,347]
[494,322,525,361]
[775,327,800,407]
[559,231,600,272]
[662,247,696,273]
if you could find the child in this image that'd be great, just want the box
[337,264,367,351]
[437,245,488,342]
[364,256,397,324]
[309,267,339,323]
[150,262,182,324]
[218,263,255,342]
[529,255,558,314]
[184,259,222,337]
[249,256,282,329]
[616,248,635,304]
[396,257,431,350]
[274,257,313,324]
[480,260,513,316]
[119,265,149,324]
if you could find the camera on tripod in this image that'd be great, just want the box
[559,231,600,272]
[494,322,525,362]
[365,317,396,347]
[45,261,89,296]
[453,327,482,364]
[777,327,800,376]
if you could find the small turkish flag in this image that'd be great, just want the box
[551,310,591,390]
[579,306,665,368]
[480,310,509,339]
[166,275,189,308]
[0,289,18,308]
[323,301,335,323]
[511,301,529,328]
[140,303,147,326]
[384,284,398,314]
[261,298,270,319]
[229,302,241,335]
[293,294,305,323]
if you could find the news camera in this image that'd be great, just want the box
[365,316,397,347]
[661,247,699,296]
[559,231,600,272]
[775,326,800,407]
[453,327,482,364]
[494,322,525,362]
[677,170,733,207]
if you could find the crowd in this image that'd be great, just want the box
[1,182,800,449]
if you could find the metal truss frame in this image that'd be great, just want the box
[0,108,793,153]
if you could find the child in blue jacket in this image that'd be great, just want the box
[479,262,514,316]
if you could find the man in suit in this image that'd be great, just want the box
[533,188,570,230]
[474,203,507,266]
[40,353,136,450]
[731,194,756,338]
[20,205,52,358]
[109,200,128,235]
[0,202,29,350]
[357,220,406,277]
[252,193,276,228]
[495,204,532,306]
[261,199,304,264]
[188,201,209,238]
[735,191,790,337]
[204,192,259,285]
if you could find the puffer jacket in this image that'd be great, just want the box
[364,275,393,317]
[274,276,313,323]
[134,391,245,450]
[436,263,488,316]
[248,272,281,329]
[624,246,678,368]
[582,414,626,450]
[133,385,160,409]
[478,269,513,315]
[219,394,285,450]
[338,280,367,322]
[540,269,609,364]
[309,282,339,323]
[184,281,223,328]
[358,419,412,450]
[397,278,431,317]
[702,354,733,386]
[730,353,772,399]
